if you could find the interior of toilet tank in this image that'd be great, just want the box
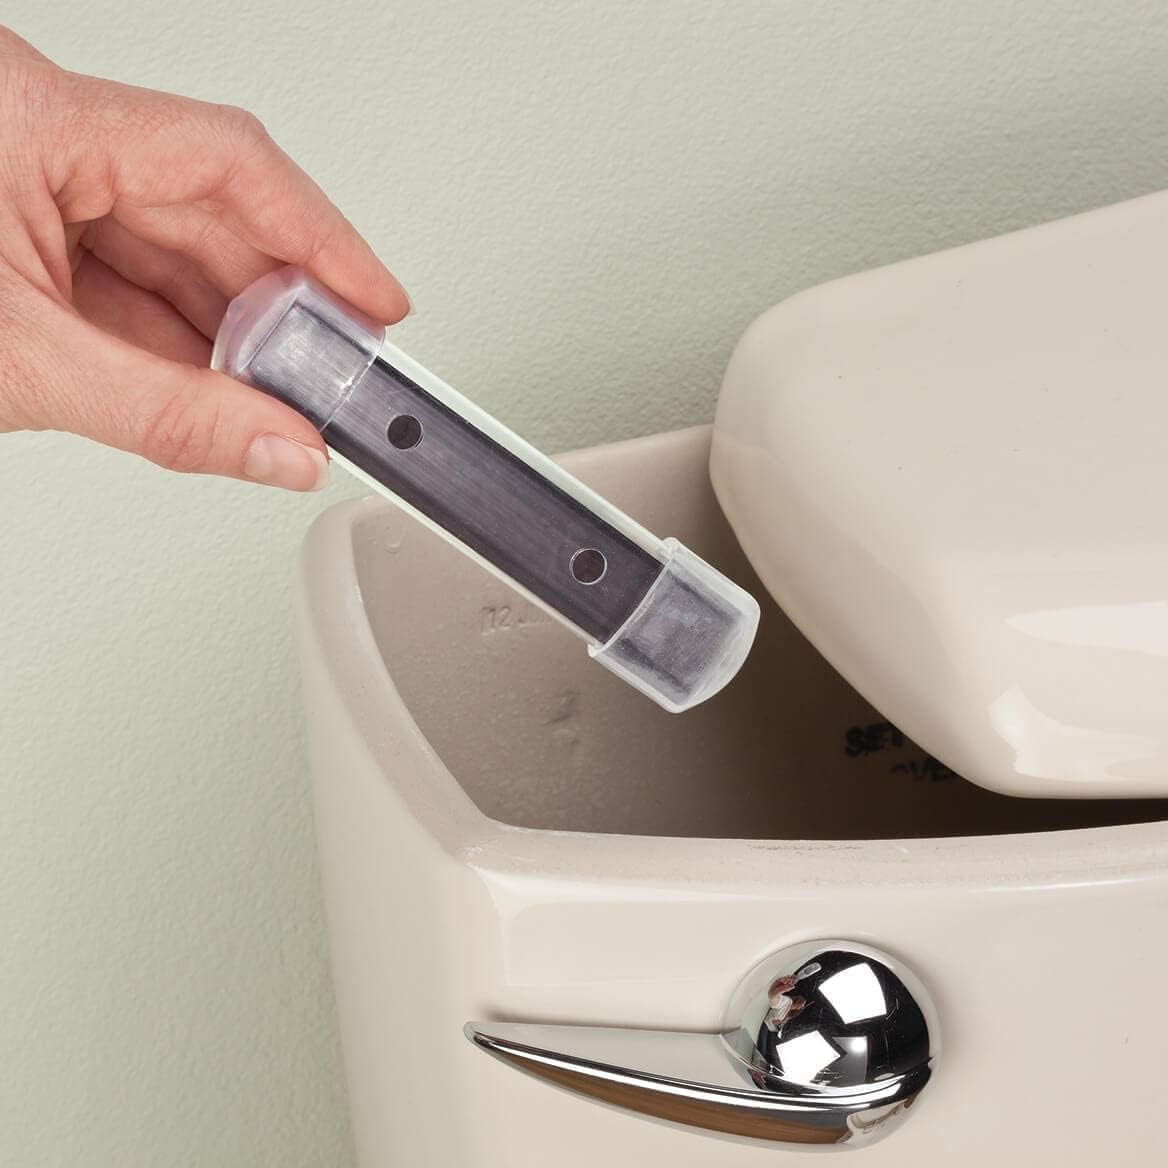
[350,428,1168,840]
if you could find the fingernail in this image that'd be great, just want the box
[244,434,329,491]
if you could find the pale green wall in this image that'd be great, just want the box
[2,2,1167,1164]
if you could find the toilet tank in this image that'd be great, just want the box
[300,423,1168,1167]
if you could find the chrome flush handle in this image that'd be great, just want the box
[465,941,937,1148]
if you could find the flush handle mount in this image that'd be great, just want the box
[465,941,937,1149]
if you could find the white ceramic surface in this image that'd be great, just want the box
[301,426,1168,1167]
[713,190,1168,799]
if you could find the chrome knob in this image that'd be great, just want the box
[725,940,935,1099]
[466,940,937,1148]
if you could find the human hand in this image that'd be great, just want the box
[0,27,409,490]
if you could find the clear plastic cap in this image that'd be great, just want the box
[590,538,760,712]
[210,266,386,428]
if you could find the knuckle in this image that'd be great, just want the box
[138,380,219,474]
[221,104,269,148]
[210,105,274,191]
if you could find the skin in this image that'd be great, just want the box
[0,27,409,490]
[766,976,807,1027]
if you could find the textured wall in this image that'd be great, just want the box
[2,2,1167,1164]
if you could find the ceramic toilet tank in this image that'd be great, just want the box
[300,195,1168,1167]
[303,425,1168,1167]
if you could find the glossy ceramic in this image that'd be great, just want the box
[712,190,1168,798]
[301,426,1168,1167]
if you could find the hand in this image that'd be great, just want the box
[0,27,409,490]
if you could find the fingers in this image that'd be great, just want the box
[81,316,329,490]
[112,201,282,299]
[7,284,329,490]
[210,128,411,323]
[47,75,409,324]
[80,217,228,338]
[71,249,212,363]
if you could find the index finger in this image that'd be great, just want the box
[211,111,411,324]
[47,76,410,324]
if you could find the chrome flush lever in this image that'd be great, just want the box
[465,941,937,1149]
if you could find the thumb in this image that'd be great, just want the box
[33,311,330,490]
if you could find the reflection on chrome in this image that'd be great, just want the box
[466,941,937,1149]
[820,960,888,1024]
[774,1029,843,1081]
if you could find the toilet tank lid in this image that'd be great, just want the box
[709,190,1168,799]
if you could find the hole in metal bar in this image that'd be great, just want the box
[387,414,423,449]
[570,547,607,585]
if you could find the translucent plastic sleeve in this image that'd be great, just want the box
[211,266,759,711]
